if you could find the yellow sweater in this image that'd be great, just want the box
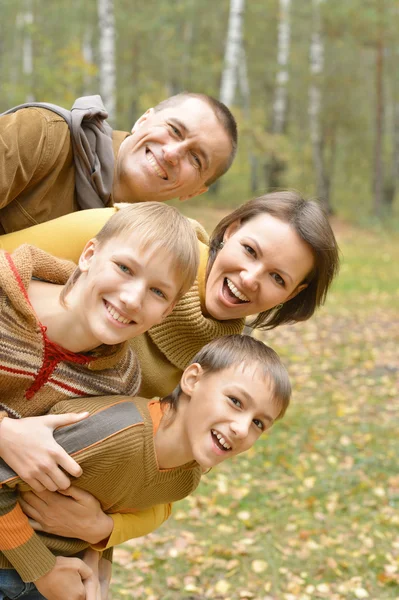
[0,209,245,546]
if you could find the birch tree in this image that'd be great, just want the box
[98,0,116,123]
[373,0,384,217]
[264,0,291,190]
[308,0,332,213]
[220,0,246,108]
[21,0,34,102]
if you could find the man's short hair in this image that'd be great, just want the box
[154,92,238,186]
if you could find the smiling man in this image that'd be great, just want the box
[0,92,237,234]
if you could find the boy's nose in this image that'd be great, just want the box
[230,417,251,439]
[120,284,144,312]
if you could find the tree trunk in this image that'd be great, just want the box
[82,27,94,96]
[309,0,332,214]
[264,0,291,190]
[373,0,384,217]
[238,46,258,193]
[98,0,116,124]
[22,0,34,103]
[220,0,246,107]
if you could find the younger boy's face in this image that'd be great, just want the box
[180,363,282,470]
[73,233,181,349]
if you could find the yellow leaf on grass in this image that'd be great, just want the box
[215,580,231,594]
[251,559,268,573]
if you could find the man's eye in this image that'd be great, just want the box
[191,153,202,168]
[271,273,285,287]
[253,419,264,431]
[118,264,131,274]
[151,287,166,299]
[170,124,181,137]
[243,244,256,257]
[229,396,241,408]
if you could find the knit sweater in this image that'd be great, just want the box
[0,396,202,582]
[0,245,141,424]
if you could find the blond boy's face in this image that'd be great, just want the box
[71,233,181,350]
[180,363,282,470]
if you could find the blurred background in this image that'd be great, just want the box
[1,0,399,223]
[1,2,398,599]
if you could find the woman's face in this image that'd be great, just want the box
[205,213,315,321]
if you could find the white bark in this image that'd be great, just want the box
[21,0,34,102]
[308,0,331,211]
[220,0,245,107]
[98,0,116,123]
[82,27,94,95]
[272,0,291,134]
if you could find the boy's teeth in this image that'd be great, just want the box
[212,429,232,450]
[226,279,249,302]
[106,303,132,325]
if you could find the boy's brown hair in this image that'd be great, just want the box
[60,202,199,305]
[162,334,291,421]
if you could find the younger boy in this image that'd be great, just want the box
[0,334,291,599]
[0,201,199,492]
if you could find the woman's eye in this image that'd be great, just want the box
[151,287,166,299]
[271,273,285,287]
[253,419,264,431]
[243,244,256,257]
[118,264,131,274]
[229,396,242,408]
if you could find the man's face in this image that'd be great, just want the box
[113,97,232,203]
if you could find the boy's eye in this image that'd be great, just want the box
[228,396,242,408]
[151,287,166,299]
[243,244,256,257]
[118,263,131,274]
[253,419,264,431]
[271,273,285,287]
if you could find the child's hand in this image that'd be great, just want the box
[19,486,114,544]
[0,413,88,492]
[35,556,96,600]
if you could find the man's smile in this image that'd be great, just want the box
[145,149,168,180]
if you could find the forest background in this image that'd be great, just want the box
[1,0,399,222]
[0,1,398,599]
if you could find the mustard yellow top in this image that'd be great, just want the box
[1,208,244,547]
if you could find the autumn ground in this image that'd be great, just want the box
[110,208,398,600]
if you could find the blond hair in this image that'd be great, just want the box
[60,202,199,304]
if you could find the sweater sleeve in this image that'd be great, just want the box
[0,208,116,263]
[0,108,64,210]
[92,504,172,550]
[0,484,56,582]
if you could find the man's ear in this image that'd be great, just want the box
[285,283,308,303]
[180,363,203,396]
[179,186,209,202]
[131,108,154,133]
[78,239,98,272]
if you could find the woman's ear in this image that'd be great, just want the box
[180,363,203,397]
[223,219,241,243]
[78,239,98,272]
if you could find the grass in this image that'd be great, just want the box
[110,214,399,600]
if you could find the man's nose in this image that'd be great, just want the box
[163,142,185,165]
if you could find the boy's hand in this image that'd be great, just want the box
[35,556,96,600]
[20,486,114,544]
[0,413,88,492]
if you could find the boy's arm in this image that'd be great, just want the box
[0,207,116,262]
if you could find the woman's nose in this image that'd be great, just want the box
[240,267,260,292]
